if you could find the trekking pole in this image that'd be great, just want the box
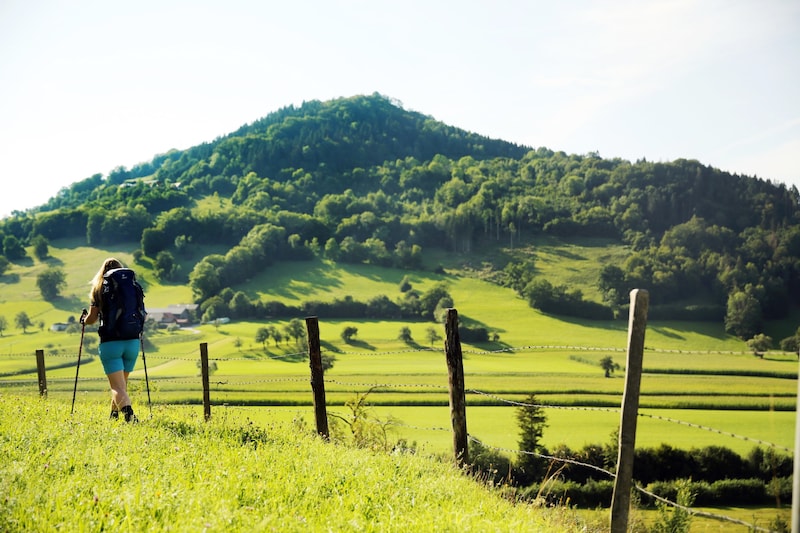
[140,334,152,415]
[71,309,88,415]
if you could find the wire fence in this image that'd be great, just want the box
[0,332,795,532]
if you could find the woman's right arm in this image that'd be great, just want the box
[83,305,100,325]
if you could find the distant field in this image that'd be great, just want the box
[3,343,795,458]
[1,239,797,464]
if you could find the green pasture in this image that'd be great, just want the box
[1,239,798,467]
[2,396,580,533]
[4,345,795,458]
[145,403,793,459]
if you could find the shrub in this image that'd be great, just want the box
[522,479,614,508]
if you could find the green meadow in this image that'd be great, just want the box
[1,238,797,531]
[2,396,592,532]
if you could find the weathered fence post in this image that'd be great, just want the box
[611,289,649,533]
[200,342,211,421]
[444,308,468,465]
[792,357,800,533]
[36,349,47,397]
[306,316,329,440]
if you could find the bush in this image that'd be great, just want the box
[778,335,799,352]
[522,479,614,508]
[458,325,489,343]
[645,478,777,507]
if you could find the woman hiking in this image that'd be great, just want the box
[82,257,145,422]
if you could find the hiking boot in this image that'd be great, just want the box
[121,405,138,423]
[110,409,119,420]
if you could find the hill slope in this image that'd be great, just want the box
[1,395,593,532]
[0,93,798,340]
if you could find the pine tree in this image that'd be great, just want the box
[515,393,548,482]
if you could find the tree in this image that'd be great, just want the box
[321,353,337,373]
[746,333,772,358]
[200,296,227,323]
[516,393,548,481]
[600,356,620,377]
[284,318,305,346]
[36,267,66,300]
[433,295,454,323]
[189,260,223,303]
[778,326,800,355]
[154,250,178,281]
[268,325,282,347]
[598,264,627,306]
[2,235,26,260]
[31,235,49,261]
[255,327,270,349]
[341,326,358,343]
[426,326,442,347]
[725,289,762,339]
[228,291,252,319]
[0,315,6,336]
[0,255,8,276]
[15,311,32,333]
[323,238,340,261]
[398,326,413,343]
[196,359,218,375]
[420,283,452,321]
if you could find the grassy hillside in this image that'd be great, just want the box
[0,395,594,532]
[0,237,759,354]
[1,240,795,532]
[2,241,796,451]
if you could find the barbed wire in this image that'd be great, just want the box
[1,347,793,454]
[325,379,449,391]
[5,340,795,360]
[1,355,790,530]
[467,389,621,413]
[477,391,791,452]
[4,372,792,453]
[635,411,792,454]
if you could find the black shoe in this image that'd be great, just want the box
[122,406,138,423]
[110,409,119,420]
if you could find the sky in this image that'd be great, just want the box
[1,0,798,219]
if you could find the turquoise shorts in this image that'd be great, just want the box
[98,339,140,374]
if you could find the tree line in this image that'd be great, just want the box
[1,94,798,345]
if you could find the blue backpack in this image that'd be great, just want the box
[100,268,146,342]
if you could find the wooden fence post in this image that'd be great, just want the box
[792,357,800,533]
[306,316,329,440]
[611,289,649,533]
[200,342,211,421]
[36,349,47,397]
[444,308,468,465]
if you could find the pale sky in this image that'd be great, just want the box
[1,0,798,219]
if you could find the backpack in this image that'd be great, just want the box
[99,268,146,341]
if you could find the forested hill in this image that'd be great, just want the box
[45,92,529,207]
[1,93,799,342]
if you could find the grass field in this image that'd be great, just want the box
[4,340,795,458]
[3,396,592,532]
[0,238,797,531]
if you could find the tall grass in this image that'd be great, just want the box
[0,394,596,532]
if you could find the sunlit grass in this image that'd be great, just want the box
[0,395,591,532]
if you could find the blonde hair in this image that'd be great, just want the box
[89,257,124,305]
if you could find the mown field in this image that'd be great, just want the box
[3,344,795,457]
[0,238,797,531]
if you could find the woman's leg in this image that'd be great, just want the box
[109,371,130,413]
[106,370,131,410]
